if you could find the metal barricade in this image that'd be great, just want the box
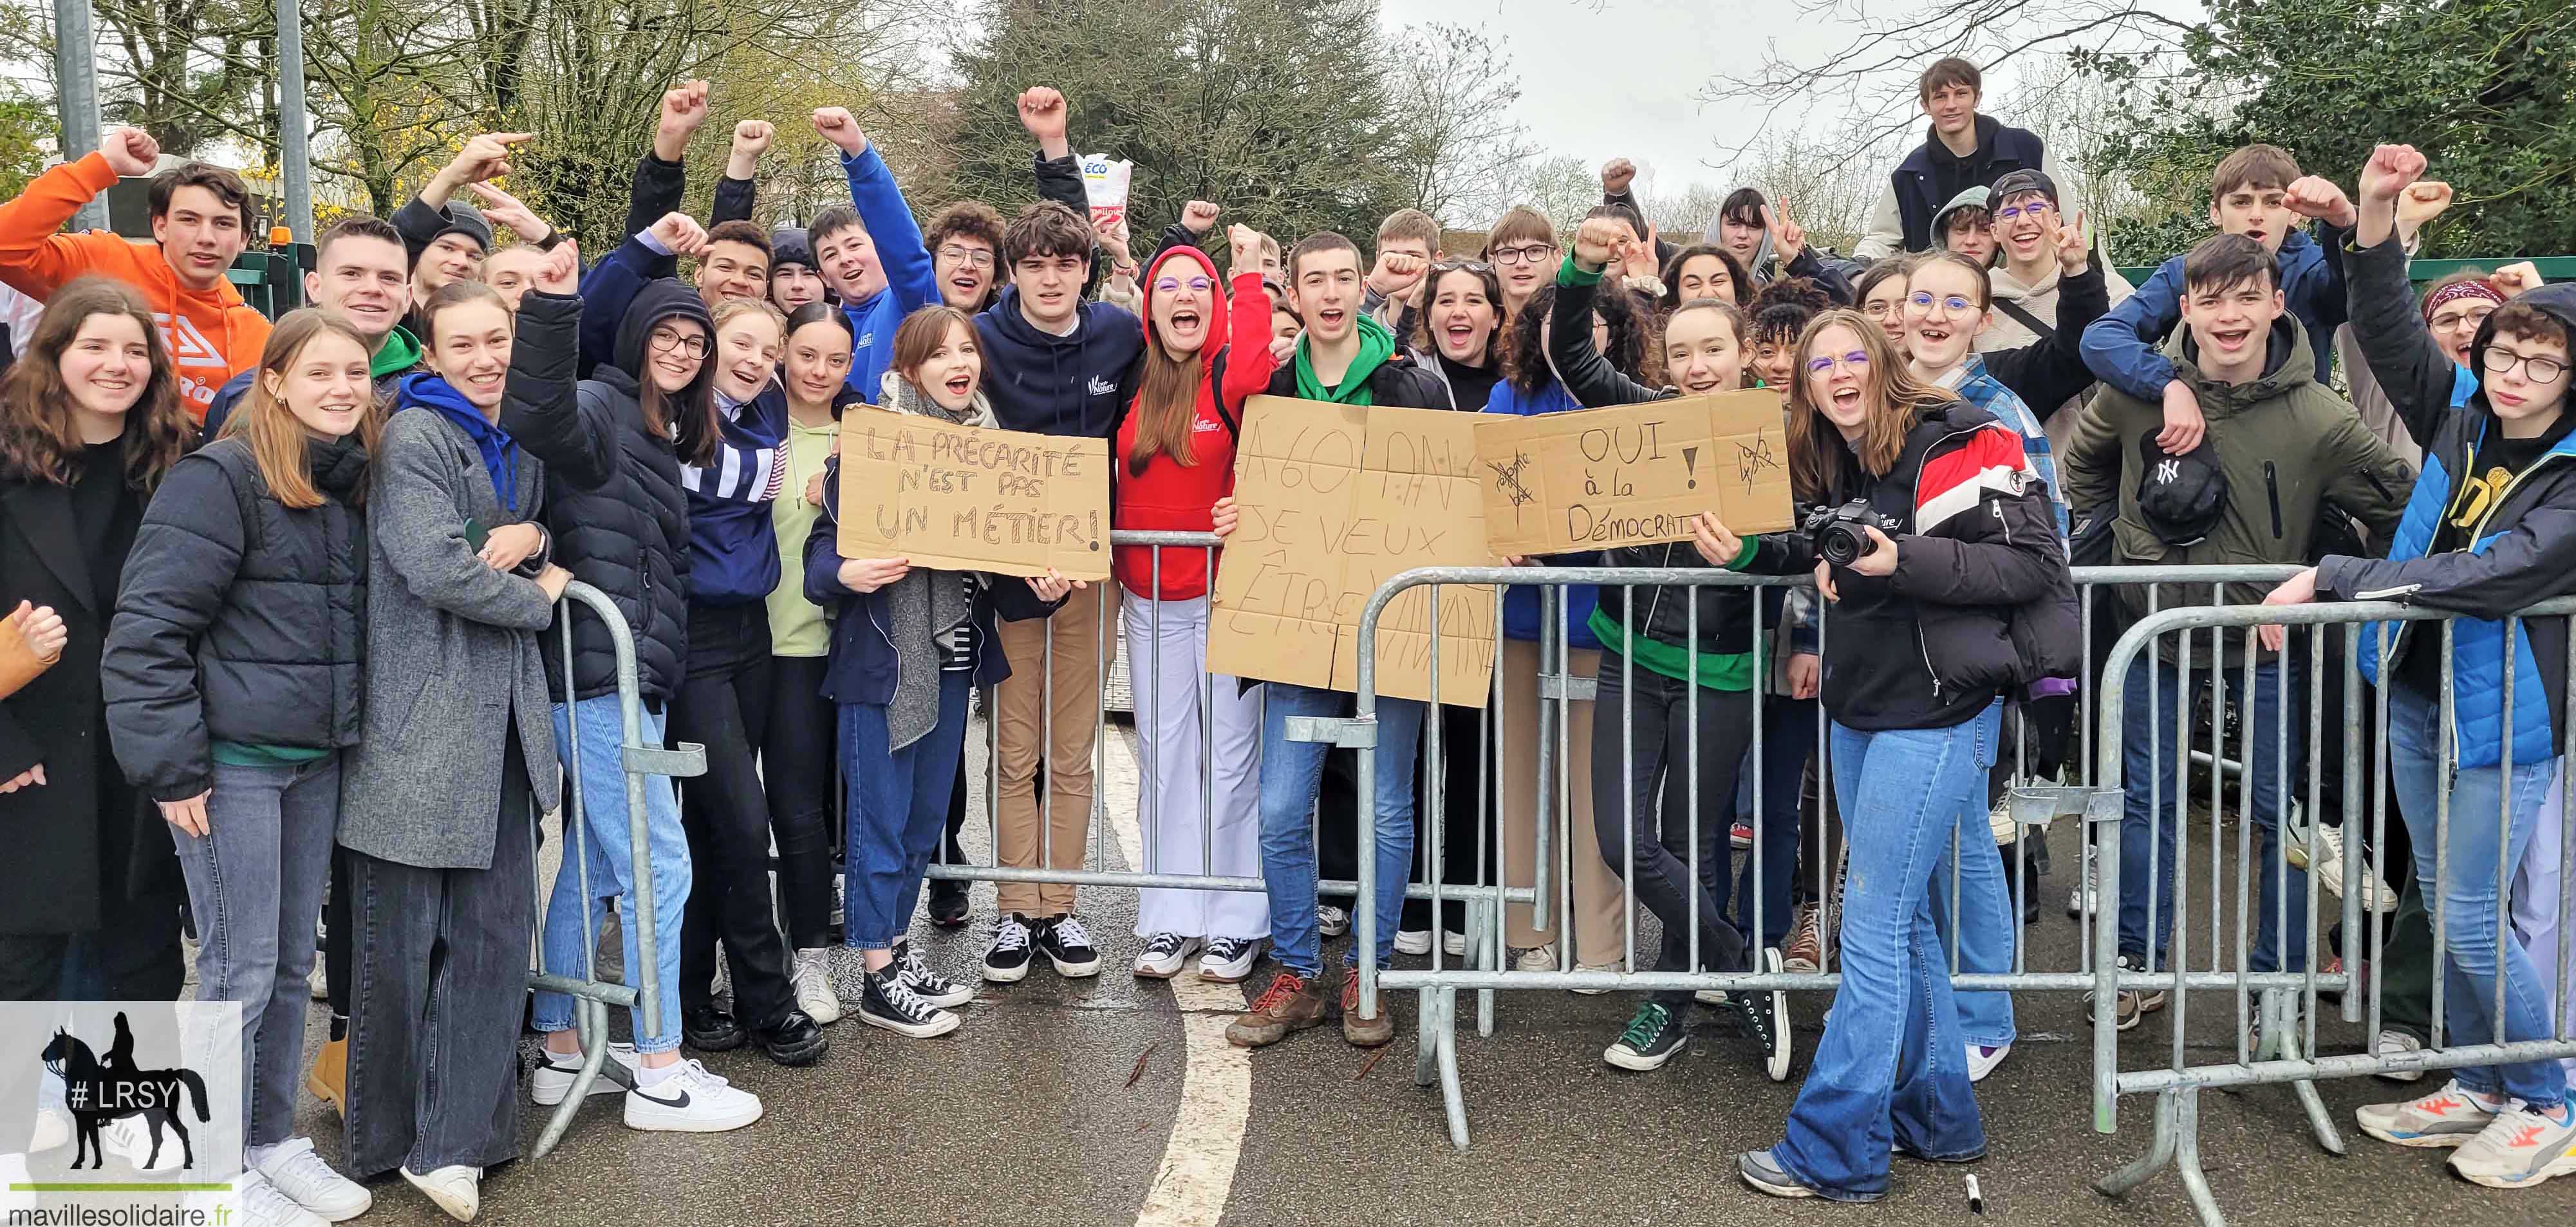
[524,581,706,1158]
[1343,563,2345,1151]
[924,530,1527,916]
[2083,597,2576,1226]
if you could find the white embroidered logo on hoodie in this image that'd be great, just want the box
[1087,375,1115,397]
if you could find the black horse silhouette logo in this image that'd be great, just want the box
[39,1013,209,1171]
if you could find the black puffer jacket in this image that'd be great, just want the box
[1547,265,1773,666]
[103,433,369,801]
[499,285,706,702]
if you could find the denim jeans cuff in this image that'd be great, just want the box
[633,1036,682,1056]
[844,937,893,952]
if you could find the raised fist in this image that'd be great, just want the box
[1182,201,1222,234]
[1600,157,1636,195]
[100,127,160,178]
[812,107,869,156]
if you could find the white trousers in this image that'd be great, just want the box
[2508,764,2576,1078]
[1123,595,1269,940]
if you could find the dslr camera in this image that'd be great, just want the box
[1802,498,1896,567]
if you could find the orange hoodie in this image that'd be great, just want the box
[0,153,270,422]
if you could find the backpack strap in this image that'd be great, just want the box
[1993,297,2053,341]
[1209,350,1240,443]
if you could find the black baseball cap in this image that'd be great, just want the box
[2133,432,2227,547]
[1990,169,2060,209]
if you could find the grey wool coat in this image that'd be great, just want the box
[339,299,579,869]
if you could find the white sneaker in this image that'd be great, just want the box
[528,1042,639,1105]
[2289,821,2398,914]
[2374,1029,2427,1083]
[622,1058,764,1133]
[1316,904,1350,937]
[100,1112,186,1172]
[1966,1042,2011,1083]
[234,1170,328,1227]
[1513,944,1558,973]
[1571,960,1618,995]
[793,947,844,1025]
[308,960,327,1002]
[1134,932,1199,979]
[1441,931,1468,958]
[398,1164,481,1222]
[30,1103,70,1154]
[253,1136,371,1222]
[1695,988,1730,1006]
[1988,800,2017,848]
[1394,929,1433,956]
[2066,846,2098,919]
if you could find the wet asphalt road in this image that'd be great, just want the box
[230,716,2573,1226]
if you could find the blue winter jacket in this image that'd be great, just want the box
[2080,225,2350,404]
[2328,234,2576,768]
[835,146,942,403]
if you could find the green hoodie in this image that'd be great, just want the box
[1293,312,1397,404]
[371,323,422,380]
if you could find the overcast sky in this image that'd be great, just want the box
[1376,0,1867,195]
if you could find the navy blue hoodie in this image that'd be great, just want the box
[685,377,788,608]
[974,285,1144,439]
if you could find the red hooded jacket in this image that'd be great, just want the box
[1112,245,1276,600]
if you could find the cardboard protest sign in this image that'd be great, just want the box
[1475,390,1795,557]
[1208,396,1497,706]
[835,407,1111,582]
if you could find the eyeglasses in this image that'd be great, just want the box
[649,328,709,359]
[938,245,996,268]
[1907,291,1978,317]
[2430,306,2496,332]
[1995,201,2054,223]
[1490,244,1556,266]
[2483,348,2569,383]
[1430,259,1493,274]
[1806,351,1871,375]
[1153,276,1215,295]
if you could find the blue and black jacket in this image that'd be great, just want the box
[2326,233,2576,768]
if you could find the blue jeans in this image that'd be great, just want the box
[533,697,694,1054]
[1773,706,1997,1201]
[841,670,973,951]
[1257,684,1424,977]
[172,755,340,1147]
[2387,682,2567,1107]
[2117,655,2309,973]
[1734,693,1816,950]
[1927,700,2016,1049]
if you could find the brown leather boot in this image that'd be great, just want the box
[1224,969,1333,1047]
[306,1035,346,1114]
[1340,971,1395,1047]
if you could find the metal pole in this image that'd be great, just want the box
[51,0,106,232]
[275,0,314,242]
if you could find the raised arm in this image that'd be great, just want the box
[0,133,159,299]
[1218,228,1279,416]
[402,132,530,270]
[2080,256,2185,403]
[1547,217,1663,408]
[816,107,940,315]
[502,253,619,489]
[2344,144,2466,448]
[712,120,768,227]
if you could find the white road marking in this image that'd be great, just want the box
[1101,727,1251,1227]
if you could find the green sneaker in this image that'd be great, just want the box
[1603,1000,1687,1071]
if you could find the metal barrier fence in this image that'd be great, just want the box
[2082,597,2576,1227]
[524,581,705,1158]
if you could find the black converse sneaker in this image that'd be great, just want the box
[895,940,973,1008]
[982,914,1035,983]
[1603,1000,1688,1071]
[859,966,960,1038]
[1034,913,1103,977]
[1735,948,1794,1082]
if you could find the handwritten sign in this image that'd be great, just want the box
[1207,396,1497,706]
[835,407,1111,581]
[1475,390,1795,557]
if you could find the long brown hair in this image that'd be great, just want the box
[1130,252,1238,476]
[1784,308,1950,500]
[0,276,189,491]
[227,309,384,509]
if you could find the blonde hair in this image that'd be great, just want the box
[227,309,382,509]
[1782,308,1953,498]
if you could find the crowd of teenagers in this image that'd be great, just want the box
[1,51,2573,1220]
